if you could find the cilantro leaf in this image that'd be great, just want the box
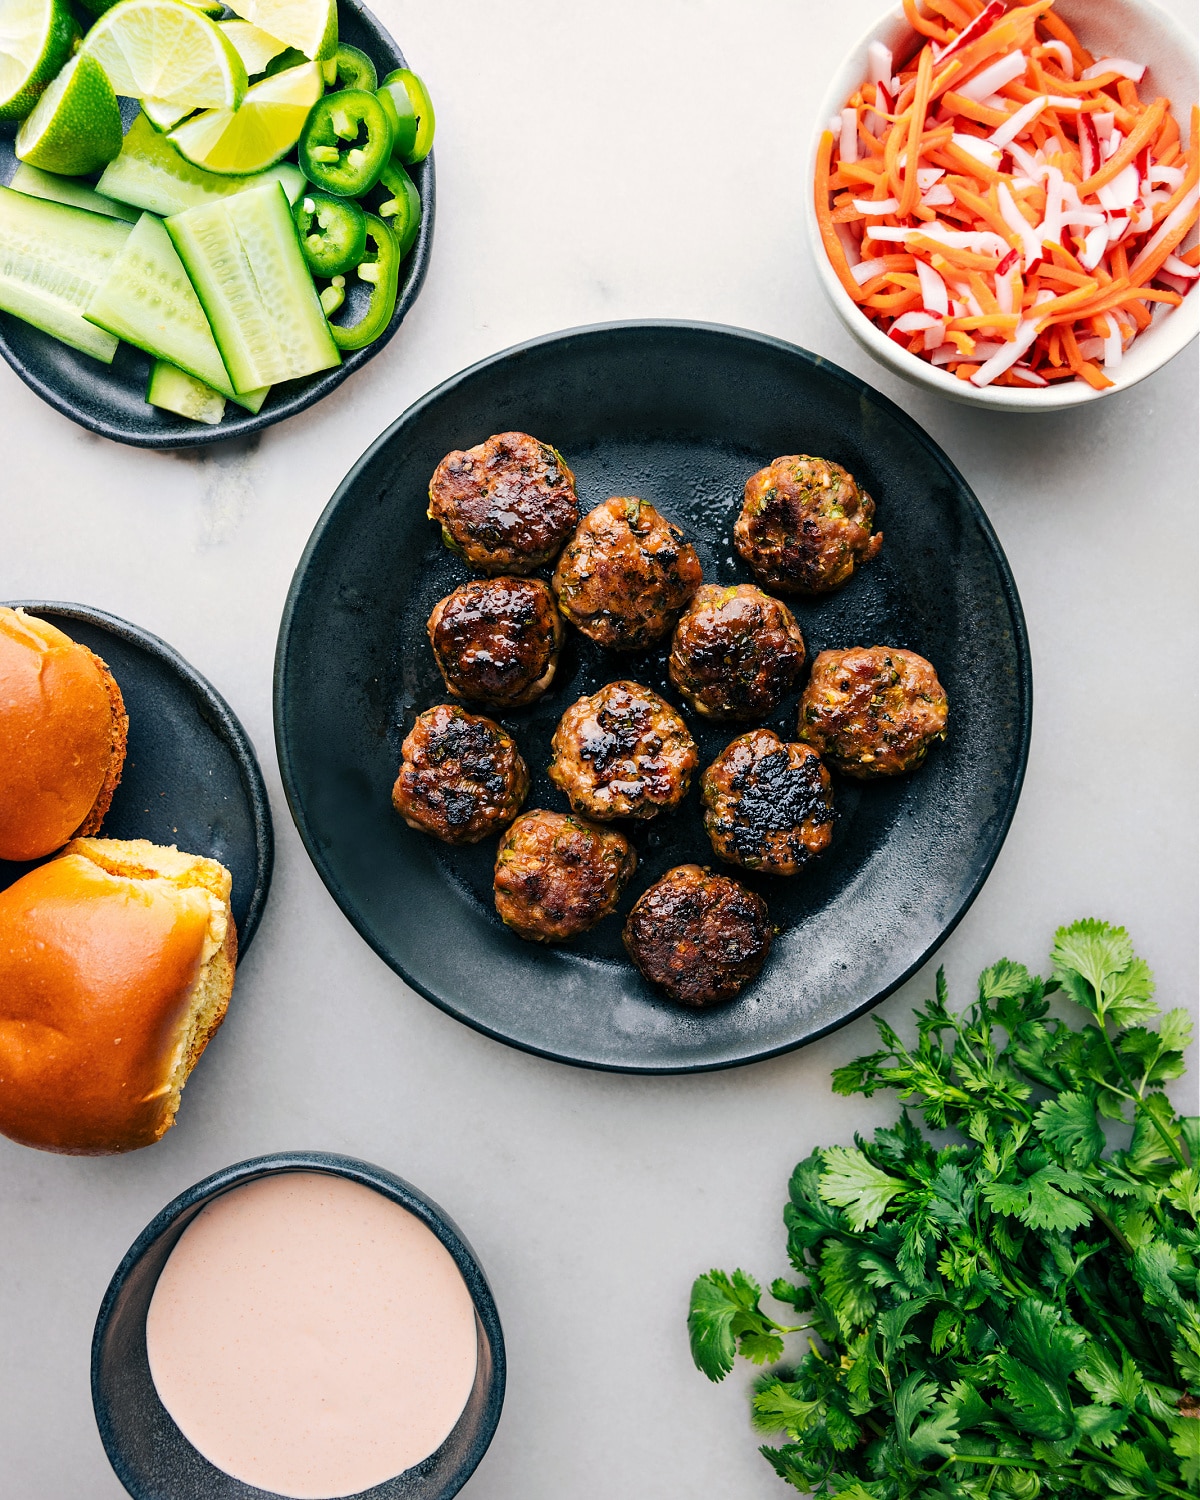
[983,1165,1093,1231]
[1036,1089,1105,1167]
[687,1269,782,1382]
[817,1146,905,1231]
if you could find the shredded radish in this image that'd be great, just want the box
[1038,40,1073,77]
[853,197,900,214]
[933,0,1004,63]
[990,97,1050,151]
[952,132,1003,170]
[916,259,949,315]
[971,319,1040,385]
[1163,253,1200,279]
[1082,57,1147,84]
[956,51,1028,104]
[850,258,889,285]
[1129,187,1200,280]
[840,108,858,164]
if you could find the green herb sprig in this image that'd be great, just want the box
[689,921,1199,1497]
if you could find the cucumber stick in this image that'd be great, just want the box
[147,359,225,423]
[0,186,131,361]
[97,113,306,218]
[8,163,140,222]
[167,182,339,390]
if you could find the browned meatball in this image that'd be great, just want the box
[428,578,563,709]
[623,864,773,1006]
[392,705,529,844]
[701,730,833,876]
[798,647,948,778]
[493,810,636,942]
[668,583,806,720]
[428,432,578,574]
[735,455,881,595]
[552,496,703,650]
[548,681,698,821]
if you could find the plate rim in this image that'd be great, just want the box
[273,318,1034,1073]
[6,599,275,954]
[0,0,436,451]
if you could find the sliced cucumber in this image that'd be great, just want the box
[97,112,306,217]
[8,161,140,221]
[147,358,225,423]
[167,181,339,391]
[0,185,131,360]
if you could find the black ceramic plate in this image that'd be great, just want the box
[2,602,273,951]
[93,1151,504,1500]
[0,0,434,449]
[275,322,1031,1072]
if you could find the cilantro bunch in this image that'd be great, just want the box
[689,921,1199,1498]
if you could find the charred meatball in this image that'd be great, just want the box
[552,496,703,650]
[548,680,698,821]
[735,455,881,595]
[392,705,529,844]
[701,729,833,875]
[668,583,806,720]
[428,577,563,709]
[798,647,948,778]
[623,864,773,1006]
[493,809,636,942]
[428,431,578,574]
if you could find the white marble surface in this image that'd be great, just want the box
[2,1,1197,1495]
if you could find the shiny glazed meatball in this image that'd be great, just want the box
[392,705,530,844]
[668,583,806,720]
[493,809,637,942]
[428,431,578,574]
[735,455,881,595]
[622,864,773,1006]
[552,496,703,650]
[701,729,833,876]
[428,577,563,709]
[548,680,698,821]
[798,647,948,778]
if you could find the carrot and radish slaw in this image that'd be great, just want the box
[816,0,1199,390]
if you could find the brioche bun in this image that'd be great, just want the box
[0,608,129,863]
[0,838,237,1155]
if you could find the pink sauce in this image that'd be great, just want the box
[145,1172,478,1499]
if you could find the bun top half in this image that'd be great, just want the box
[0,608,128,862]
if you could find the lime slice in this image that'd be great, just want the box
[0,0,77,121]
[219,19,289,77]
[168,60,322,175]
[15,51,123,173]
[224,0,336,63]
[83,0,247,111]
[142,95,192,129]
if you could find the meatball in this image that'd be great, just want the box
[549,681,698,821]
[392,705,529,844]
[428,431,578,574]
[735,455,881,595]
[493,809,637,942]
[552,496,703,650]
[798,647,948,778]
[668,583,806,720]
[701,729,833,875]
[428,577,563,709]
[623,864,773,1006]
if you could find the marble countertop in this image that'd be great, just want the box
[2,1,1197,1495]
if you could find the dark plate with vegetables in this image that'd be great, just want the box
[275,321,1032,1073]
[1,601,273,952]
[0,0,434,449]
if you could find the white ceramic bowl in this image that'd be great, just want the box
[806,0,1198,409]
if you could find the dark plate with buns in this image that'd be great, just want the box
[1,602,273,951]
[275,321,1032,1073]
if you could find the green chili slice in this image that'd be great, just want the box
[377,68,434,164]
[298,89,393,197]
[324,212,398,350]
[294,190,368,276]
[376,160,421,259]
[328,43,376,92]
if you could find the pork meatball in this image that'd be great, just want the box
[392,705,529,844]
[548,680,698,821]
[428,431,578,574]
[428,577,563,709]
[798,647,948,778]
[701,729,833,875]
[552,496,702,650]
[494,809,636,942]
[623,864,773,1006]
[735,455,881,595]
[668,583,806,720]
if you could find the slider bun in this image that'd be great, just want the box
[0,608,128,862]
[0,838,237,1155]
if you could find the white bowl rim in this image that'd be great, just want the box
[805,0,1199,410]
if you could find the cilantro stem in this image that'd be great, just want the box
[1096,1021,1188,1171]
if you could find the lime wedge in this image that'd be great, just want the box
[83,0,247,111]
[0,0,77,121]
[15,51,123,173]
[219,19,289,77]
[168,60,322,175]
[223,0,336,63]
[142,95,192,129]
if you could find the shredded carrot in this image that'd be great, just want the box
[899,47,936,217]
[904,0,952,42]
